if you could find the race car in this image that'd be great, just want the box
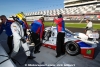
[42,27,99,59]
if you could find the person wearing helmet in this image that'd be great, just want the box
[54,14,65,58]
[0,15,14,54]
[30,17,44,54]
[10,15,35,59]
[16,12,29,39]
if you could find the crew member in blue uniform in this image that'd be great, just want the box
[31,17,44,54]
[54,14,65,58]
[0,15,14,54]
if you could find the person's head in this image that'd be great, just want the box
[0,15,7,23]
[58,14,63,18]
[39,17,44,22]
[16,13,26,23]
[86,19,90,23]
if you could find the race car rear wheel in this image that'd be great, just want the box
[65,41,80,56]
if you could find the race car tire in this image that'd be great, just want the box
[65,41,80,56]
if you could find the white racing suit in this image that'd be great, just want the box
[86,21,93,35]
[11,21,30,57]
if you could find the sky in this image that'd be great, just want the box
[0,0,64,17]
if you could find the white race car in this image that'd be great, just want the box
[42,27,99,59]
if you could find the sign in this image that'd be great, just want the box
[86,49,92,55]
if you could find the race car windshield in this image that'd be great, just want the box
[65,29,74,35]
[53,27,74,35]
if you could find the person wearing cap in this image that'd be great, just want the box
[54,14,65,58]
[85,19,93,35]
[0,15,14,54]
[30,17,44,54]
[10,16,35,59]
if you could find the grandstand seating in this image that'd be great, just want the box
[10,0,100,21]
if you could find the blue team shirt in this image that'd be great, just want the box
[0,20,13,36]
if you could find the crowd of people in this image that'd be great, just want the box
[0,13,94,61]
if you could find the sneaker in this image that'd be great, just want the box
[37,51,40,53]
[55,55,61,58]
[34,51,40,54]
[61,53,65,55]
[28,56,36,59]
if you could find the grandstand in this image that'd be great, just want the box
[64,0,100,20]
[9,0,100,21]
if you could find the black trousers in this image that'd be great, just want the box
[31,32,42,52]
[56,32,65,55]
[42,31,45,40]
[7,36,13,53]
[24,29,27,37]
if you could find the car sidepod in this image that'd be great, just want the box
[76,40,97,59]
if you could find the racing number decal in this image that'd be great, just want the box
[86,49,92,55]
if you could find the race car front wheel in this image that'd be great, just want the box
[65,41,80,56]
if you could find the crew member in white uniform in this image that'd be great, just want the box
[10,16,35,59]
[85,19,93,35]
